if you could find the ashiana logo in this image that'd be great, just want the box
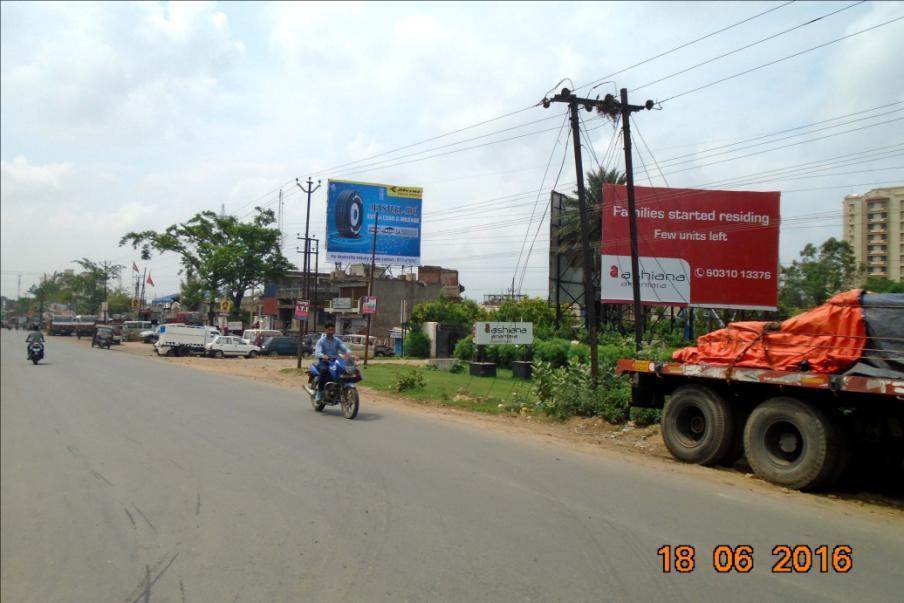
[610,265,686,282]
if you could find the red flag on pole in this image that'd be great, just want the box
[146,272,155,287]
[132,262,139,273]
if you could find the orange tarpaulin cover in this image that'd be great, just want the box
[673,290,866,373]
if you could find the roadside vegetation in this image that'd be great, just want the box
[379,234,902,428]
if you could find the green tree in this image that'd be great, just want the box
[179,268,208,311]
[779,238,861,314]
[120,208,291,313]
[106,289,133,314]
[491,296,572,340]
[557,167,626,269]
[862,276,904,293]
[70,258,123,314]
[409,296,486,327]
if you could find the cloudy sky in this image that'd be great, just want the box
[2,0,903,301]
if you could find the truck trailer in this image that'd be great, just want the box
[618,291,903,491]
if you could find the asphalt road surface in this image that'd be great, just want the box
[2,331,903,602]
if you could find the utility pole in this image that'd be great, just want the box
[277,188,284,246]
[543,87,655,371]
[102,261,109,323]
[139,267,147,311]
[39,274,46,327]
[603,88,655,353]
[296,177,321,340]
[363,212,379,366]
[312,236,320,333]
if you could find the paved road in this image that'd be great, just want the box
[2,331,902,602]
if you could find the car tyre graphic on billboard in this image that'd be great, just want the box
[335,189,364,238]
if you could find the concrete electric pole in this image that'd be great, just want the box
[543,87,655,375]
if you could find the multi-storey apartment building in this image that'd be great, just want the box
[843,186,904,281]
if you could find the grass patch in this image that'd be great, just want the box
[281,364,537,415]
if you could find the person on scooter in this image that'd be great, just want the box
[25,327,44,358]
[313,322,350,403]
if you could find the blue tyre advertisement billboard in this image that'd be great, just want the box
[325,179,422,265]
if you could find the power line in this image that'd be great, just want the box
[640,116,904,178]
[659,15,904,103]
[421,147,903,237]
[327,113,563,180]
[517,118,575,293]
[512,112,570,292]
[574,0,797,92]
[309,105,540,177]
[653,101,904,164]
[631,1,866,92]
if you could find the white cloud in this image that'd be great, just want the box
[0,156,73,196]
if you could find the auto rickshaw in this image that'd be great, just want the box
[92,325,114,349]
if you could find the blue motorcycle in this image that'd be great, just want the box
[304,356,361,419]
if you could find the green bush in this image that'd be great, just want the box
[566,342,590,365]
[484,344,527,368]
[531,359,643,425]
[630,407,661,427]
[532,338,590,368]
[404,331,431,358]
[453,337,475,361]
[394,369,426,392]
[533,338,572,368]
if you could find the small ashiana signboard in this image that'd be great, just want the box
[473,322,534,345]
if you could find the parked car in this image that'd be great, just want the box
[241,329,283,347]
[373,343,394,357]
[122,320,152,340]
[260,336,315,357]
[342,334,378,355]
[111,324,123,344]
[205,335,260,359]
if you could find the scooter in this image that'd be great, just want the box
[28,341,44,365]
[304,356,361,419]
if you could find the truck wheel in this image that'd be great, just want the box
[269,351,279,357]
[335,189,364,238]
[661,385,735,466]
[743,397,840,490]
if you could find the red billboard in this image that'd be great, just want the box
[601,184,780,310]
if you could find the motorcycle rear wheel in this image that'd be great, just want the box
[341,388,359,420]
[31,357,38,365]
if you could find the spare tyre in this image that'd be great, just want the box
[661,385,736,465]
[335,189,364,238]
[743,397,840,490]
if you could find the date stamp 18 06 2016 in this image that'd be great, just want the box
[656,545,853,574]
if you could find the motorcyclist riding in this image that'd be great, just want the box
[26,328,44,359]
[313,323,350,403]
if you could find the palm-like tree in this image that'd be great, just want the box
[554,167,626,267]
